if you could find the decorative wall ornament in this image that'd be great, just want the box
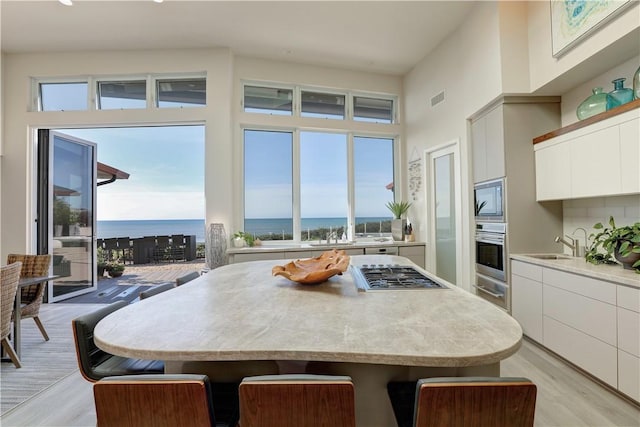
[408,159,422,201]
[551,0,632,58]
[206,223,228,270]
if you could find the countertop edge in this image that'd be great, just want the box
[228,241,425,254]
[510,254,640,289]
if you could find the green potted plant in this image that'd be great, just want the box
[386,201,412,241]
[233,231,255,247]
[106,262,126,278]
[586,216,640,272]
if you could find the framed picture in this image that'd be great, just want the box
[550,0,632,57]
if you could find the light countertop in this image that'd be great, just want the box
[227,240,425,254]
[94,255,522,367]
[511,254,639,289]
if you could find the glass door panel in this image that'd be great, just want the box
[433,153,456,284]
[49,132,97,302]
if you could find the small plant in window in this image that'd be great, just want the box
[385,201,412,219]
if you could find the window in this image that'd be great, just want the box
[98,80,147,109]
[244,86,293,115]
[157,78,206,108]
[39,82,88,111]
[300,132,348,240]
[301,91,345,119]
[244,130,293,240]
[354,136,394,236]
[353,96,393,123]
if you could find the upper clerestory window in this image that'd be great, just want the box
[39,82,88,111]
[98,80,147,110]
[157,78,206,108]
[244,85,293,115]
[301,91,345,120]
[353,96,394,124]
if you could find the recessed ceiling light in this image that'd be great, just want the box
[59,0,73,5]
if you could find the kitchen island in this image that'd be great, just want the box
[95,255,522,426]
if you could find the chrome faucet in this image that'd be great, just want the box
[571,227,588,257]
[555,235,577,257]
[325,231,338,245]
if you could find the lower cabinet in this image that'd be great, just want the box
[231,252,285,263]
[230,245,424,264]
[398,245,425,268]
[511,259,639,402]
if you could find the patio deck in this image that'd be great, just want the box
[61,259,206,304]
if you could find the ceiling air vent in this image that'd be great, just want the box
[431,90,445,107]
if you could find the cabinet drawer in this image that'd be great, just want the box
[511,274,542,343]
[233,252,283,263]
[398,246,424,257]
[618,350,640,402]
[543,268,616,304]
[311,248,364,258]
[618,285,640,313]
[544,316,617,387]
[511,260,542,282]
[618,307,640,357]
[543,285,616,346]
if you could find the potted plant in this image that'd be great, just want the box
[586,216,640,272]
[106,262,126,278]
[233,231,255,247]
[386,201,412,241]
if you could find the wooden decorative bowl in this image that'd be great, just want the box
[272,249,351,284]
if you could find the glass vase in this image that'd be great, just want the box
[606,78,633,110]
[576,87,608,120]
[633,65,640,100]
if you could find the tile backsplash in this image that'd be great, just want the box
[562,195,640,252]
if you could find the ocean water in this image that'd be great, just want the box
[98,217,392,242]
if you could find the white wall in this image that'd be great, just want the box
[528,0,640,93]
[562,195,640,255]
[1,48,234,257]
[560,55,639,126]
[498,1,531,94]
[403,1,503,290]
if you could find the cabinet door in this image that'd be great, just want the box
[535,142,571,200]
[618,350,640,402]
[570,126,621,198]
[472,118,487,183]
[484,106,505,180]
[511,272,543,343]
[618,307,640,358]
[233,252,284,263]
[399,245,425,268]
[620,118,640,194]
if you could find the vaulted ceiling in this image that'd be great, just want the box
[1,1,475,75]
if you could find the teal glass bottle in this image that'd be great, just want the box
[633,65,640,100]
[606,78,633,110]
[576,87,608,120]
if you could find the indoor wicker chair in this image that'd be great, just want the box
[7,254,52,341]
[1,262,23,368]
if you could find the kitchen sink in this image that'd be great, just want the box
[308,242,355,247]
[525,254,573,260]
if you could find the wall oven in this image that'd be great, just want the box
[475,222,508,310]
[474,178,505,222]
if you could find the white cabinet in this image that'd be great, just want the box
[511,261,543,343]
[535,141,571,200]
[232,252,284,263]
[472,105,505,183]
[399,245,425,268]
[617,285,640,402]
[535,109,640,201]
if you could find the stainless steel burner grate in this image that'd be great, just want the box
[353,264,446,290]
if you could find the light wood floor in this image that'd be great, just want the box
[1,304,639,426]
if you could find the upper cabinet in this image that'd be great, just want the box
[472,105,505,183]
[534,101,640,201]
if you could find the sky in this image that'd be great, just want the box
[59,126,205,221]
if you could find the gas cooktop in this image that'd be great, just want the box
[351,264,447,291]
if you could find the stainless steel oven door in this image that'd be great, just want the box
[475,273,508,310]
[475,231,506,282]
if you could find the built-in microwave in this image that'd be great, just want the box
[474,178,505,222]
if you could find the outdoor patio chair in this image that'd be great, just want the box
[1,262,23,368]
[176,270,200,286]
[171,234,185,261]
[103,238,119,262]
[7,254,52,341]
[139,283,174,300]
[93,374,218,427]
[239,374,356,427]
[154,236,171,263]
[387,377,537,427]
[116,237,133,264]
[72,300,164,382]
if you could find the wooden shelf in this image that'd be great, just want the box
[533,98,640,144]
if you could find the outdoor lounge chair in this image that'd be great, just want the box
[176,270,200,286]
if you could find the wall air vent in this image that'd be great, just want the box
[431,90,445,107]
